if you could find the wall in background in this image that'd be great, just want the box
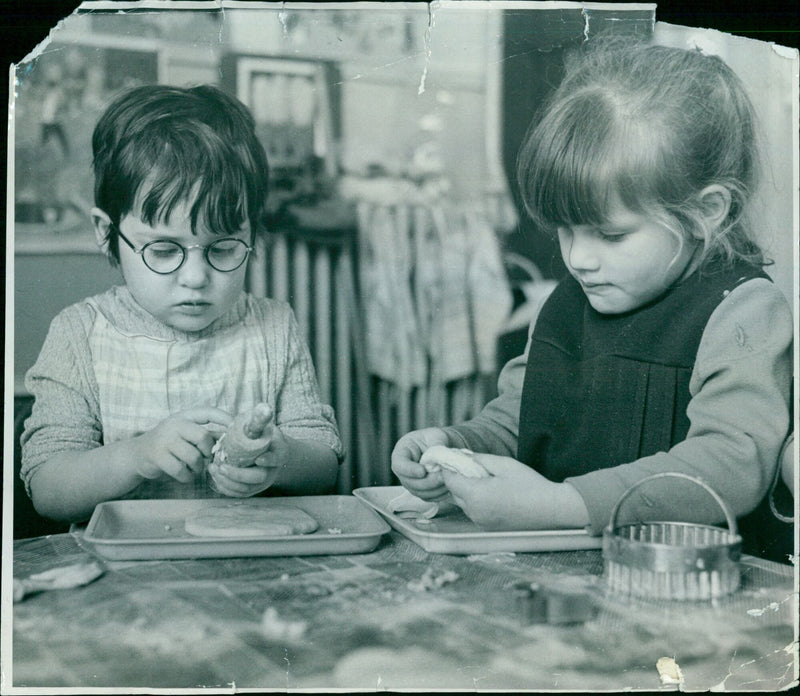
[12,6,795,389]
[654,22,796,306]
[14,255,122,391]
[12,5,507,396]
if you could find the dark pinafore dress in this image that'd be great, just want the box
[516,260,789,561]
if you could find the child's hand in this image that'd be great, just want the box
[208,427,287,497]
[391,428,452,501]
[133,407,232,483]
[440,454,590,531]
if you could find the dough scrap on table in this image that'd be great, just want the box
[185,502,318,537]
[387,489,441,519]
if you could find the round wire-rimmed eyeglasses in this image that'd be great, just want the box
[113,225,253,274]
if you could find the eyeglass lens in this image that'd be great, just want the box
[142,239,250,273]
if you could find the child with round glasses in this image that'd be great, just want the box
[21,84,343,523]
[391,38,793,560]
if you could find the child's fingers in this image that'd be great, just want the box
[439,468,485,501]
[173,421,220,458]
[393,460,428,480]
[392,435,423,461]
[217,464,272,485]
[447,489,469,513]
[204,423,228,440]
[253,451,278,468]
[180,407,234,428]
[467,453,523,476]
[408,471,447,495]
[391,429,451,480]
[435,469,469,506]
[163,433,209,468]
[159,455,198,483]
[183,453,208,476]
[174,431,215,460]
[390,445,427,479]
[390,435,428,477]
[396,472,449,502]
[411,484,452,502]
[208,473,251,497]
[439,467,463,492]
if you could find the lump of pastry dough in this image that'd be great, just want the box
[420,445,491,478]
[212,403,274,468]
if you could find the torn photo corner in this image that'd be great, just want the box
[4,1,798,694]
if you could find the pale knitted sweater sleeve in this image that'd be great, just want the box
[262,300,344,460]
[443,279,793,535]
[20,302,103,495]
[442,290,547,456]
[443,345,527,458]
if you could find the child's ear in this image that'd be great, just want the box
[696,185,732,236]
[91,207,113,252]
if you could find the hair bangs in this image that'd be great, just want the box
[519,89,675,233]
[130,123,252,236]
[515,38,766,270]
[519,95,620,232]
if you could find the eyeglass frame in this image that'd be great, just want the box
[112,224,254,274]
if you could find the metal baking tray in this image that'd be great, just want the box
[354,486,602,555]
[83,496,390,560]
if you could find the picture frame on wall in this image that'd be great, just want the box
[224,54,339,191]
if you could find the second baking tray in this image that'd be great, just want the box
[83,495,390,560]
[354,486,602,554]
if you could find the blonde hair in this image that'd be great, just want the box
[517,35,765,268]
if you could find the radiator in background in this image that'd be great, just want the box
[247,228,493,493]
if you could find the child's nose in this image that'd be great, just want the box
[566,233,601,272]
[177,247,211,287]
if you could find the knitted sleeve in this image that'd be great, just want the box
[20,302,102,495]
[259,300,344,461]
[443,346,527,458]
[442,288,552,456]
[567,278,793,534]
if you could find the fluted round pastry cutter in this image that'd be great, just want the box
[602,473,742,600]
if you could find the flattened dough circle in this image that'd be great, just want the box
[185,503,319,537]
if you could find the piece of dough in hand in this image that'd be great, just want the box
[185,502,318,537]
[420,445,491,478]
[211,403,274,469]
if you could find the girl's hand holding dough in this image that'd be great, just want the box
[441,453,590,532]
[390,428,454,502]
[419,445,492,478]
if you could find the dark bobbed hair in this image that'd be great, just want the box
[517,35,764,268]
[92,84,269,261]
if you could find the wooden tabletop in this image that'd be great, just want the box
[9,530,798,691]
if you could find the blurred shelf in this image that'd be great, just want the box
[14,228,101,255]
